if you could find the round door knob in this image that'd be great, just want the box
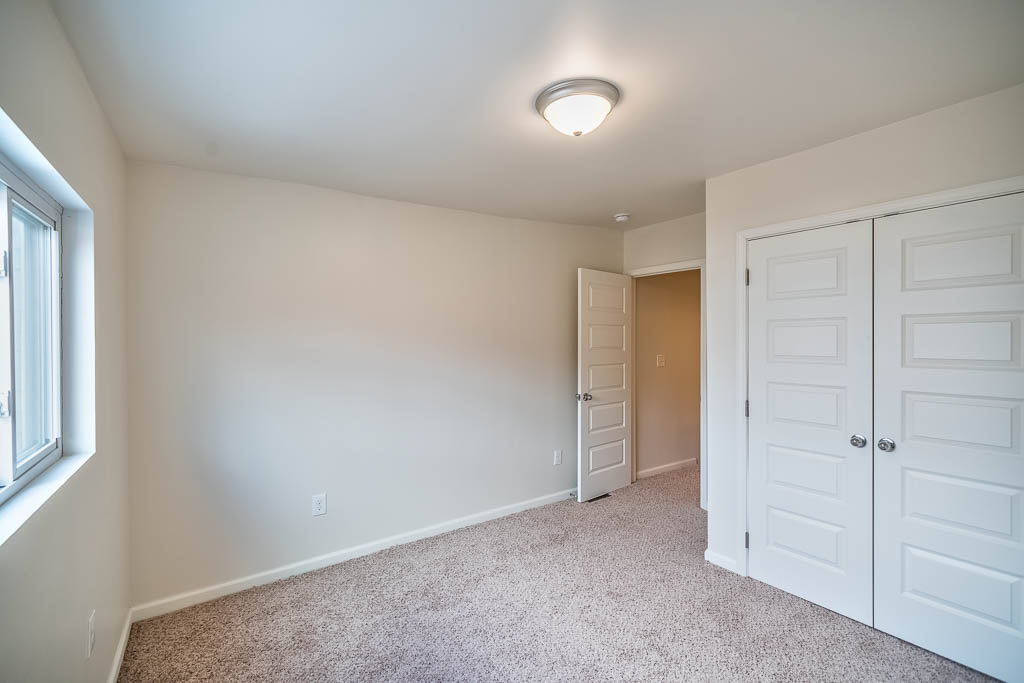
[583,393,593,401]
[850,434,867,448]
[877,438,896,452]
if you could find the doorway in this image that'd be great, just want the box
[629,260,706,509]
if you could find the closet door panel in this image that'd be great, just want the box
[874,192,1024,683]
[747,220,874,624]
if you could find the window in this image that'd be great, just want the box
[0,161,62,503]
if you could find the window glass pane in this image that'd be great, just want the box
[11,202,54,463]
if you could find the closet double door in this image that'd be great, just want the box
[747,192,1024,682]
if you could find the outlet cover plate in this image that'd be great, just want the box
[311,493,327,516]
[87,609,96,659]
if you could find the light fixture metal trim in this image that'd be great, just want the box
[534,78,620,116]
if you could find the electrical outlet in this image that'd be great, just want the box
[553,449,562,466]
[656,353,665,367]
[87,609,96,659]
[311,493,327,517]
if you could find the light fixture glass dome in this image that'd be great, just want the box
[535,79,620,137]
[542,94,613,137]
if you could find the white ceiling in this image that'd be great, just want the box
[52,1,1024,229]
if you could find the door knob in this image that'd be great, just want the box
[849,434,867,448]
[877,438,896,452]
[583,393,593,401]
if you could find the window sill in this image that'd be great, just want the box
[0,450,94,548]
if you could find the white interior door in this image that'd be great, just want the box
[577,268,632,502]
[747,221,874,624]
[874,192,1024,682]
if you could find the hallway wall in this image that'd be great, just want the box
[634,270,701,478]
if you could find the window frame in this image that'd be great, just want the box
[0,156,63,507]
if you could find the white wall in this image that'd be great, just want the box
[704,83,1024,571]
[623,213,705,272]
[0,1,130,681]
[127,162,622,605]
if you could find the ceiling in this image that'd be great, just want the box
[52,1,1024,229]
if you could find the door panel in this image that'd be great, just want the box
[874,192,1024,682]
[747,220,874,624]
[578,268,632,501]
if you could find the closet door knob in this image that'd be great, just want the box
[849,434,867,448]
[877,438,896,452]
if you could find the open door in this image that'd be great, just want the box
[577,268,632,501]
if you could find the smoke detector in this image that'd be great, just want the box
[613,213,631,223]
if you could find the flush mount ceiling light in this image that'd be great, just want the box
[535,78,620,137]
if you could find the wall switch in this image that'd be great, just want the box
[87,609,96,659]
[656,354,665,367]
[553,449,562,466]
[311,493,327,517]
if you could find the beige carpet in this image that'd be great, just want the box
[119,467,988,682]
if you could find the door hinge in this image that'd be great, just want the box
[745,268,750,286]
[744,399,749,417]
[745,532,749,549]
[0,250,7,278]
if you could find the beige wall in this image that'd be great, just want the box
[623,213,705,272]
[634,270,701,477]
[127,161,622,605]
[704,83,1024,571]
[0,1,130,681]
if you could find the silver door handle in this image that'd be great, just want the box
[877,438,896,452]
[582,393,593,401]
[850,434,867,448]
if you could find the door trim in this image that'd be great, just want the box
[731,174,1024,577]
[627,258,707,510]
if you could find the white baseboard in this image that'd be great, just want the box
[637,458,696,479]
[107,608,133,683]
[704,549,742,575]
[129,486,577,623]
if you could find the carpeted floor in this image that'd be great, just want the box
[118,466,988,682]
